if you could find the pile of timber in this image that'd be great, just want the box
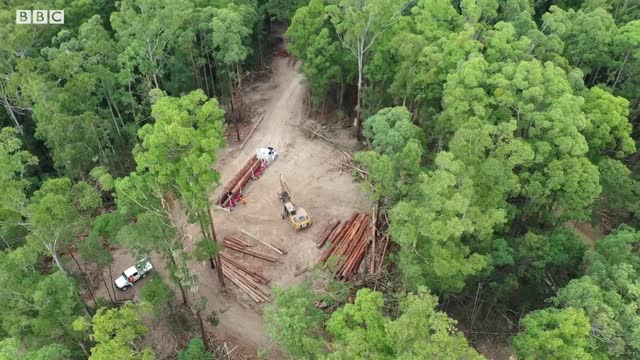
[318,213,374,280]
[223,236,280,262]
[219,253,270,303]
[215,154,262,207]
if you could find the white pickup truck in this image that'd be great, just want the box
[114,258,153,291]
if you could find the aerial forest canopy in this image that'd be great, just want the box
[1,0,640,359]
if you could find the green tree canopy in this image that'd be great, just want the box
[89,302,154,360]
[514,307,595,360]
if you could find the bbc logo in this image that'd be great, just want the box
[16,10,64,24]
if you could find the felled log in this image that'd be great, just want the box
[223,240,281,262]
[220,253,270,303]
[316,220,340,248]
[241,230,287,255]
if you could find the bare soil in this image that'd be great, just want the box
[566,220,602,249]
[93,57,370,359]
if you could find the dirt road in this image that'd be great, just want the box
[97,57,370,358]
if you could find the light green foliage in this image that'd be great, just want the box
[265,283,328,359]
[286,0,328,60]
[543,6,617,75]
[514,308,595,360]
[552,229,640,358]
[523,157,601,222]
[0,247,87,356]
[26,177,101,274]
[389,288,484,359]
[448,121,534,216]
[326,288,392,358]
[137,89,225,205]
[354,151,396,201]
[286,0,354,104]
[0,127,36,196]
[326,0,407,49]
[326,288,483,359]
[193,238,221,262]
[111,0,194,89]
[266,286,482,359]
[391,152,501,292]
[356,106,424,201]
[581,86,635,158]
[596,159,640,216]
[118,88,225,265]
[178,338,211,360]
[114,209,174,257]
[304,28,354,104]
[90,166,115,192]
[440,55,609,222]
[326,0,409,135]
[0,127,37,248]
[0,338,71,360]
[90,302,154,360]
[362,107,423,155]
[135,89,225,277]
[210,6,252,66]
[611,19,640,113]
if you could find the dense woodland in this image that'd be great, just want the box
[1,0,640,359]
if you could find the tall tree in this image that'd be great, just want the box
[210,4,254,140]
[87,302,154,360]
[550,228,640,358]
[326,0,408,139]
[135,89,227,286]
[0,127,37,249]
[111,0,194,91]
[265,283,328,359]
[326,288,483,359]
[25,178,101,274]
[514,307,595,360]
[0,247,90,357]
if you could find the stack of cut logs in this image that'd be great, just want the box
[317,213,374,280]
[220,233,284,303]
[223,235,280,263]
[219,253,270,303]
[215,154,261,207]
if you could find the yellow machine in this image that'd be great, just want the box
[278,175,312,230]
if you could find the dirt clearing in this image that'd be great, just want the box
[98,57,370,358]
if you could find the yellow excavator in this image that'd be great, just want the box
[278,174,312,231]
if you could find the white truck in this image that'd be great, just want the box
[114,258,153,291]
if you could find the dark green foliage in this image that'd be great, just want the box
[265,283,328,359]
[266,286,484,359]
[266,0,309,22]
[139,273,174,316]
[551,229,640,358]
[178,338,211,360]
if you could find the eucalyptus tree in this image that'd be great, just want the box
[326,0,409,139]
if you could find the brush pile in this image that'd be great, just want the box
[318,213,375,280]
[215,154,262,208]
[219,252,270,303]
